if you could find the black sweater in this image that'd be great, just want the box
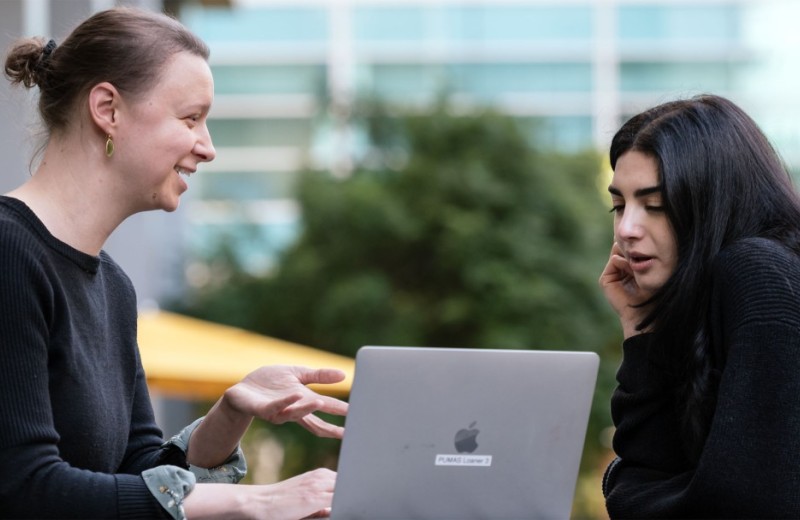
[604,237,800,518]
[0,197,177,518]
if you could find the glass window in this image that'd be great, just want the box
[211,65,326,95]
[196,171,299,201]
[358,64,447,102]
[620,62,738,93]
[443,5,592,42]
[353,7,429,41]
[517,116,594,152]
[360,62,592,102]
[181,6,328,44]
[449,63,592,98]
[353,5,591,43]
[618,5,740,43]
[187,220,300,274]
[208,119,314,148]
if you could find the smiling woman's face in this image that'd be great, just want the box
[113,51,216,213]
[608,150,678,295]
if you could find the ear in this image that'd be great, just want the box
[88,82,120,136]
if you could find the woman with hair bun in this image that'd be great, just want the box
[0,7,346,519]
[600,94,800,518]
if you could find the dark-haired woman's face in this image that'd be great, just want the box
[609,151,678,295]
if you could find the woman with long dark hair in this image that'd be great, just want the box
[600,94,800,517]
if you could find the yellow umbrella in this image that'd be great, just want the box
[137,310,354,401]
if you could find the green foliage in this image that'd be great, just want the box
[191,106,614,355]
[175,102,623,517]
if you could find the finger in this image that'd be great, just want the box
[254,392,304,419]
[299,414,346,439]
[314,396,349,417]
[601,252,632,280]
[293,367,347,386]
[266,398,325,424]
[275,398,347,435]
[608,254,633,276]
[600,261,627,285]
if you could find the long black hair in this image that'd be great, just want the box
[610,94,800,461]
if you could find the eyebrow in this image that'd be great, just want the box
[183,102,212,114]
[607,185,663,198]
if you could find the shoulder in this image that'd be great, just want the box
[98,250,135,292]
[718,235,797,262]
[713,237,800,285]
[0,203,49,264]
[712,237,800,327]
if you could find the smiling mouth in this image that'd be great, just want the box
[175,167,193,178]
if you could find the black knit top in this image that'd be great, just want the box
[604,237,800,518]
[0,196,178,518]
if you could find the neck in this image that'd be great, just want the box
[6,136,132,255]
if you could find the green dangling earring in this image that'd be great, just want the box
[105,134,114,158]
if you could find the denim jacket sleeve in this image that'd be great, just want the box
[165,417,248,484]
[142,417,248,520]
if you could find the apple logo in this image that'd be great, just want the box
[454,421,480,453]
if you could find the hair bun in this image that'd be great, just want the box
[3,37,55,89]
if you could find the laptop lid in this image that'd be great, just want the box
[331,346,599,520]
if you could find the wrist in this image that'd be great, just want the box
[186,392,252,468]
[619,314,639,339]
[218,386,250,424]
[184,483,250,520]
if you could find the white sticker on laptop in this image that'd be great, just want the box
[435,454,493,467]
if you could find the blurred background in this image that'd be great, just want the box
[2,0,799,517]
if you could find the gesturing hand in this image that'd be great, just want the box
[223,365,348,439]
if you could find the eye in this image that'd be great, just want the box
[609,205,624,214]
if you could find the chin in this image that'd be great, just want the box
[151,196,181,213]
[636,277,668,295]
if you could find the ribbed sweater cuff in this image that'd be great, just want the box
[116,474,171,519]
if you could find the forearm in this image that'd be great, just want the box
[0,447,167,519]
[183,483,248,520]
[186,392,252,468]
[184,469,336,520]
[611,334,688,471]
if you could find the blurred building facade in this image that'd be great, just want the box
[177,0,795,280]
[0,0,798,303]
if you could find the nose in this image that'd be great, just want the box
[615,206,644,242]
[194,123,216,163]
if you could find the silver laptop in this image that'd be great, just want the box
[331,346,599,520]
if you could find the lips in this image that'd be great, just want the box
[628,253,655,272]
